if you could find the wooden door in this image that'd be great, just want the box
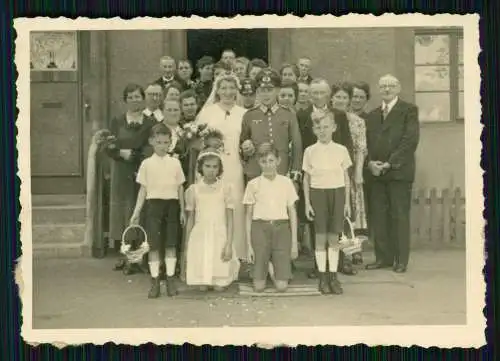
[30,31,89,195]
[187,29,269,67]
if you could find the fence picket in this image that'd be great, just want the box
[442,189,451,244]
[454,188,465,245]
[416,189,426,242]
[429,188,439,244]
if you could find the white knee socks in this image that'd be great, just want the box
[165,257,177,277]
[149,261,160,278]
[315,250,327,272]
[327,247,340,273]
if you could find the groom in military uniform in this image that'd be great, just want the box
[240,69,303,186]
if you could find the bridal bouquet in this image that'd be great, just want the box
[178,122,224,151]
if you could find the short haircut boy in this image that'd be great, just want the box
[150,123,172,139]
[256,142,280,159]
[243,142,298,287]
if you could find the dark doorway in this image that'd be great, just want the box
[187,29,268,70]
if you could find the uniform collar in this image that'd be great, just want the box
[162,75,175,82]
[259,103,280,114]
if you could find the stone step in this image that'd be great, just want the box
[32,205,86,225]
[33,243,88,259]
[31,194,86,207]
[32,223,86,245]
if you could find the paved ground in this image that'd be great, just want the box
[32,250,466,328]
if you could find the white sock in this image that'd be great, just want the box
[149,261,160,278]
[268,263,275,280]
[315,251,327,272]
[327,248,340,273]
[166,257,177,277]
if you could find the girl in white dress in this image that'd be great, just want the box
[196,72,248,261]
[185,148,240,290]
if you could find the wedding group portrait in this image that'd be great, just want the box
[18,15,483,347]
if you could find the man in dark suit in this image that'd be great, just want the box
[296,57,313,84]
[365,74,420,273]
[296,78,355,278]
[154,56,186,91]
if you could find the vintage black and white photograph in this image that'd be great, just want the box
[16,15,484,346]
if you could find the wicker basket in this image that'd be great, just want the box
[338,217,364,256]
[120,224,149,264]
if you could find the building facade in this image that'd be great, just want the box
[30,27,465,195]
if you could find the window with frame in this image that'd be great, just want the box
[414,30,464,123]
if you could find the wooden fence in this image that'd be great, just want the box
[410,187,466,248]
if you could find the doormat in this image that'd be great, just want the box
[238,282,321,297]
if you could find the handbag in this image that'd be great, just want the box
[338,216,364,256]
[120,224,150,264]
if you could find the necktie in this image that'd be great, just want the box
[382,105,389,120]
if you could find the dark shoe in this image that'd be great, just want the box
[328,272,344,295]
[148,278,160,299]
[318,272,331,294]
[365,261,392,270]
[113,259,126,271]
[352,252,363,265]
[308,269,318,279]
[393,264,407,273]
[166,276,178,297]
[123,263,136,275]
[340,260,357,276]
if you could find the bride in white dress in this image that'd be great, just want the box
[196,72,249,261]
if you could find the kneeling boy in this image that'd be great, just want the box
[243,143,298,292]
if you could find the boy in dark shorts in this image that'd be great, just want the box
[130,123,186,299]
[303,111,352,295]
[243,143,299,293]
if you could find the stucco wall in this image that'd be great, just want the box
[414,124,465,191]
[106,30,166,121]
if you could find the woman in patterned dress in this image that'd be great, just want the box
[331,82,368,268]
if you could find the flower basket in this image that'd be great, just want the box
[120,224,149,264]
[338,217,364,256]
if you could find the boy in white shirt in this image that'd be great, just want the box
[243,143,299,293]
[303,111,352,295]
[130,123,186,299]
